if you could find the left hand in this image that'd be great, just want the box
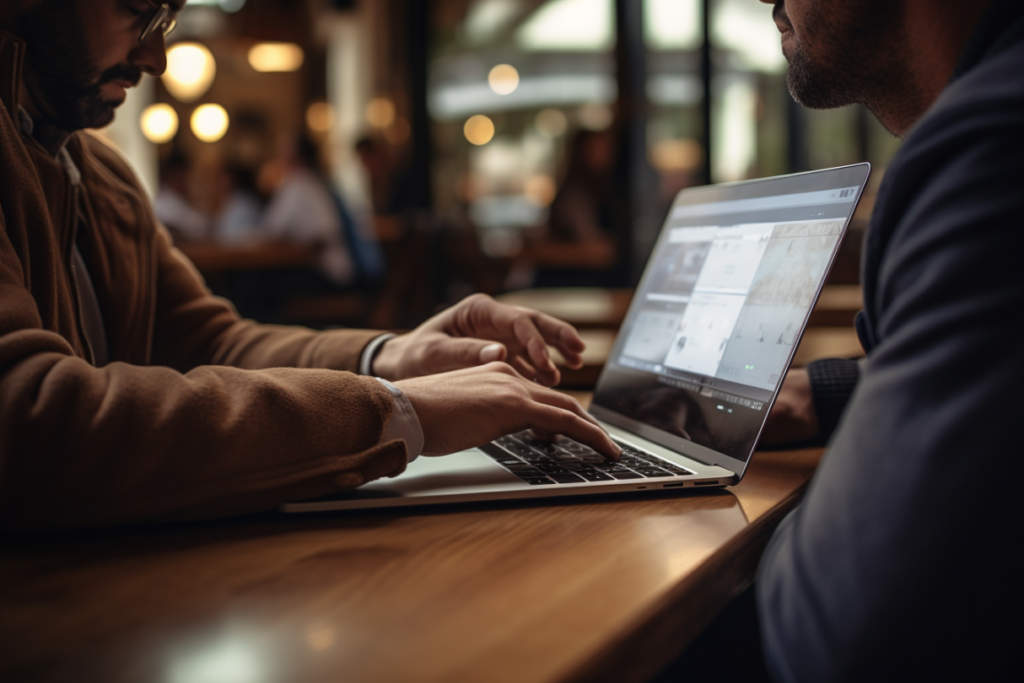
[372,294,586,386]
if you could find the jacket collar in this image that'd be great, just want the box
[0,28,75,157]
[952,0,1024,81]
[0,29,25,121]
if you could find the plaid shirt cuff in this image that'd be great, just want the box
[806,358,861,442]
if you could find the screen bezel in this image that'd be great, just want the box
[589,163,872,478]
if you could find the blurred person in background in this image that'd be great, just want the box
[263,134,356,288]
[531,129,627,287]
[153,151,207,241]
[355,135,414,217]
[213,163,263,244]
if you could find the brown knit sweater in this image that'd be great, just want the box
[0,31,408,532]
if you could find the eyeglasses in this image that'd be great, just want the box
[139,1,178,44]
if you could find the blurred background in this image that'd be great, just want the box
[100,0,899,351]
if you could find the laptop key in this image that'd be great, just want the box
[610,471,644,480]
[523,477,556,485]
[548,473,586,484]
[578,471,614,481]
[637,469,673,478]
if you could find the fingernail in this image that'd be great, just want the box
[480,344,504,363]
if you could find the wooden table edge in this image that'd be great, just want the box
[560,483,809,683]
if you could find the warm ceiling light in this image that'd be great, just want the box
[248,42,305,73]
[163,43,216,102]
[488,64,520,95]
[464,115,495,146]
[365,97,396,128]
[306,102,335,134]
[140,103,179,144]
[191,104,229,143]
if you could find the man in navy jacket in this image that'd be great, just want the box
[755,0,1024,680]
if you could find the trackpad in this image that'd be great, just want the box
[362,449,523,498]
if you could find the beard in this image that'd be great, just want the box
[774,0,919,134]
[19,0,142,131]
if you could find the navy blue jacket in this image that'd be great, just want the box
[758,2,1024,680]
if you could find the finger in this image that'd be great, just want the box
[528,428,558,442]
[511,353,563,387]
[529,387,603,429]
[432,338,508,372]
[526,405,621,460]
[508,356,540,381]
[511,315,558,375]
[530,312,586,369]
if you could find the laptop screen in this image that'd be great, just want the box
[592,164,870,467]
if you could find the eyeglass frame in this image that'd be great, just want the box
[138,0,178,44]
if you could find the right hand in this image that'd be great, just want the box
[760,368,820,446]
[395,362,622,459]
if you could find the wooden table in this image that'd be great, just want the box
[0,403,822,683]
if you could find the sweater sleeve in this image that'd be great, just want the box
[0,211,409,533]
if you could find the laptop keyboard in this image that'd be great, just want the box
[487,432,694,486]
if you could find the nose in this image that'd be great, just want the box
[131,32,168,77]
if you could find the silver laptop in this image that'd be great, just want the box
[283,164,871,513]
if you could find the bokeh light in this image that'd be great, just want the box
[535,108,568,138]
[577,103,613,131]
[488,64,520,95]
[139,103,179,144]
[306,102,335,134]
[191,104,230,143]
[650,138,702,171]
[248,42,305,73]
[464,115,495,145]
[365,97,396,128]
[162,43,216,102]
[524,175,556,206]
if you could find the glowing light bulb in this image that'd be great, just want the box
[488,64,520,95]
[140,103,178,144]
[464,115,495,145]
[191,104,229,143]
[248,42,305,73]
[162,43,216,102]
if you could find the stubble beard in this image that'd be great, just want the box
[777,0,919,137]
[19,0,140,131]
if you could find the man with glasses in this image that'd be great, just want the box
[0,0,620,532]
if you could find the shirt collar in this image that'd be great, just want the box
[18,105,80,185]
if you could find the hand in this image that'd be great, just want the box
[760,369,820,446]
[373,294,585,386]
[395,362,621,459]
